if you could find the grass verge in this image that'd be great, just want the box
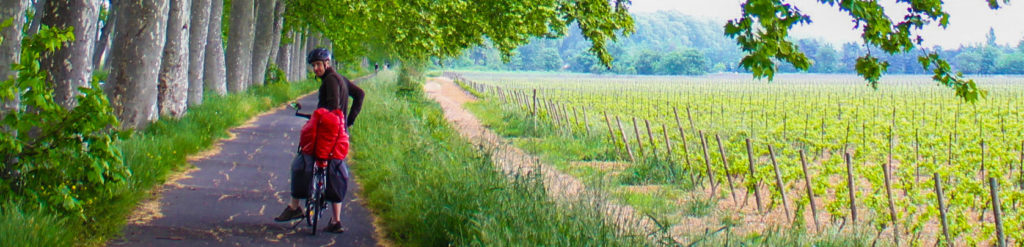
[349,71,651,246]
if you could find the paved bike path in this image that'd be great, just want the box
[110,91,379,246]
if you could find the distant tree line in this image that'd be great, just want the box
[443,11,1024,76]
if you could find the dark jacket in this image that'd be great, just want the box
[317,67,364,126]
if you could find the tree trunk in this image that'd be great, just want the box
[0,0,29,115]
[107,0,170,130]
[290,31,302,81]
[250,0,275,87]
[275,39,291,82]
[307,32,320,50]
[226,0,254,92]
[187,0,211,106]
[267,2,285,68]
[204,0,226,95]
[157,0,189,118]
[299,31,305,79]
[40,0,101,109]
[26,0,45,36]
[92,1,117,70]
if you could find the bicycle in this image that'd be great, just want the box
[291,103,329,235]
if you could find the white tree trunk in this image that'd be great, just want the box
[298,32,307,80]
[267,2,285,69]
[92,2,117,70]
[204,0,227,95]
[187,0,211,106]
[40,0,100,109]
[275,35,290,82]
[290,32,301,81]
[158,0,190,118]
[226,0,254,92]
[0,0,29,115]
[26,0,45,36]
[250,0,275,87]
[107,0,170,130]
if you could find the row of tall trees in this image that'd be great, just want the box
[0,0,330,130]
[1,0,638,238]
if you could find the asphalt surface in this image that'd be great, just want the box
[110,85,378,247]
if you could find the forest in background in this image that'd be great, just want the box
[443,11,1024,76]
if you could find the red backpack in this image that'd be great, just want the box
[299,108,350,161]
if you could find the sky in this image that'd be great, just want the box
[629,0,1024,49]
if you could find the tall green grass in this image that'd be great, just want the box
[0,72,344,246]
[349,71,651,246]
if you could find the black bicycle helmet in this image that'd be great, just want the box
[306,48,331,64]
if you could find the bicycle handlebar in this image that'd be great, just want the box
[291,102,311,119]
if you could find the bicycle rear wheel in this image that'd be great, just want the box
[309,168,327,235]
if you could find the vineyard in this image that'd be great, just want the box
[448,71,1024,246]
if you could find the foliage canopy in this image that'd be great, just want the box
[283,0,634,67]
[725,0,1012,102]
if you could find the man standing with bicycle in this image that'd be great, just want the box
[274,48,364,234]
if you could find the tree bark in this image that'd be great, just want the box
[267,1,285,69]
[250,0,275,87]
[290,31,302,81]
[157,0,189,118]
[187,0,211,105]
[226,0,254,92]
[107,0,170,130]
[92,1,117,70]
[298,32,307,80]
[26,0,45,36]
[40,0,101,109]
[1,0,29,115]
[204,0,226,95]
[275,38,291,82]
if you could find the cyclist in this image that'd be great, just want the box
[275,48,365,234]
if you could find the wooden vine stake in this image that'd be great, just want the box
[934,173,951,247]
[885,129,899,245]
[845,152,857,225]
[644,119,657,157]
[699,131,717,192]
[799,150,820,232]
[677,117,697,187]
[615,116,636,163]
[746,139,763,214]
[582,108,591,135]
[572,107,581,131]
[632,117,645,157]
[604,112,623,159]
[686,105,696,134]
[661,125,677,180]
[716,134,738,203]
[989,177,1006,247]
[981,139,987,181]
[662,125,673,160]
[531,89,537,116]
[768,144,791,222]
[883,159,899,245]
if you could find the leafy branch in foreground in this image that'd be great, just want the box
[726,0,997,102]
[0,25,129,220]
